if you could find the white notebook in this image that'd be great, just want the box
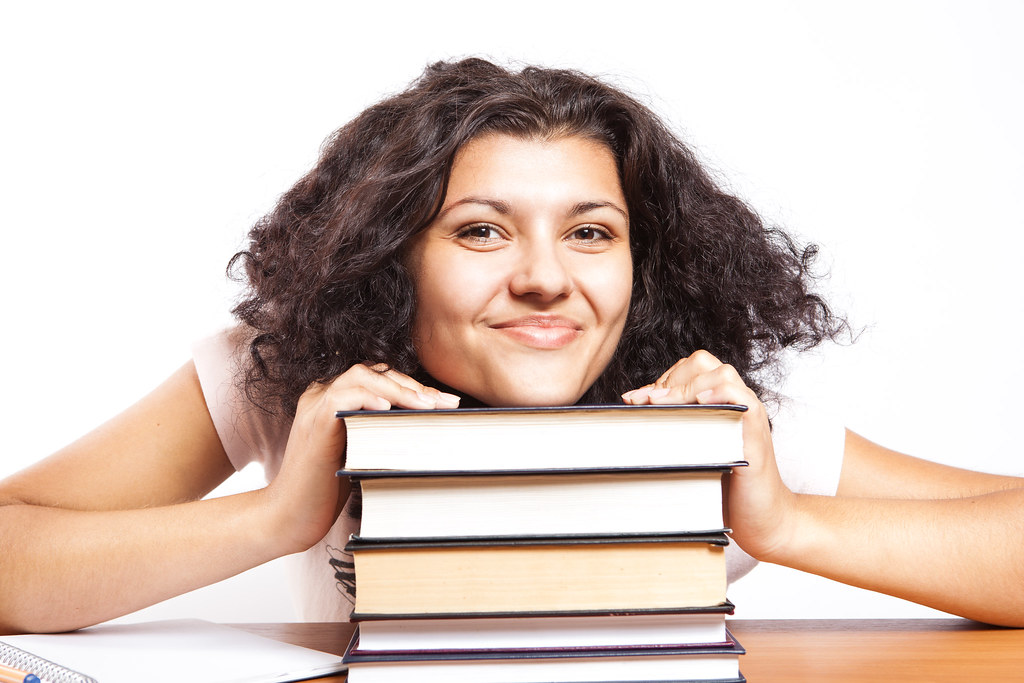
[0,619,346,683]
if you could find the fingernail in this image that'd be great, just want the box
[623,387,651,400]
[696,389,714,403]
[649,387,671,399]
[416,391,437,406]
[437,392,461,408]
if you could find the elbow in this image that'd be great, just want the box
[946,592,1024,629]
[964,606,1024,629]
[0,604,103,636]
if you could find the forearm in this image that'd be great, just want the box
[767,488,1024,627]
[0,489,285,634]
[0,359,369,634]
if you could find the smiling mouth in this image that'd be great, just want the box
[490,317,583,349]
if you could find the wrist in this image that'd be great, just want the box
[231,487,295,561]
[752,492,824,567]
[725,466,804,564]
[259,474,350,557]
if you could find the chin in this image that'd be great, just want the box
[472,381,589,408]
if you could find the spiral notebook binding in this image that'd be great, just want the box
[0,641,98,683]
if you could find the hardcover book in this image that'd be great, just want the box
[337,404,746,472]
[345,466,734,540]
[352,605,734,652]
[346,534,729,618]
[343,627,746,683]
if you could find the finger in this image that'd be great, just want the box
[622,385,678,405]
[330,365,458,410]
[331,385,394,412]
[621,383,656,404]
[647,364,752,407]
[339,368,433,409]
[624,350,726,404]
[364,364,461,408]
[654,350,724,389]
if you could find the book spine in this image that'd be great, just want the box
[350,601,736,621]
[339,463,745,478]
[346,532,730,551]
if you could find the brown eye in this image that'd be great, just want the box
[457,224,501,241]
[570,226,612,242]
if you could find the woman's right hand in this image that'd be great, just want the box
[264,365,460,554]
[622,351,797,562]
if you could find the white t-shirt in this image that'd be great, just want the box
[193,328,846,621]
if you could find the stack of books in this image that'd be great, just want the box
[337,404,748,682]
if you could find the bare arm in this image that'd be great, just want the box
[769,431,1024,626]
[0,362,287,633]
[624,352,1024,627]
[0,360,459,634]
[838,430,1024,500]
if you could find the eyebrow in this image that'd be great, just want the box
[436,197,512,219]
[437,197,629,223]
[569,200,629,223]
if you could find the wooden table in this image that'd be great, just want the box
[235,618,1024,682]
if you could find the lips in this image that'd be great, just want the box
[490,316,583,349]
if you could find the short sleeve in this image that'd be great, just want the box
[769,398,846,496]
[193,328,358,621]
[192,327,291,481]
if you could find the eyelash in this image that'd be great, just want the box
[455,224,614,242]
[569,226,613,242]
[457,223,501,239]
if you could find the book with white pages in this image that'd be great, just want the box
[345,465,737,540]
[337,404,747,473]
[352,605,734,653]
[343,627,746,683]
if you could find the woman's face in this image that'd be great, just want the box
[409,133,633,406]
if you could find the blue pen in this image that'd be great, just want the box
[0,662,41,683]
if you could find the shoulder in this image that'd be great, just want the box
[192,327,291,477]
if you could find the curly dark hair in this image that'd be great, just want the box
[229,57,846,416]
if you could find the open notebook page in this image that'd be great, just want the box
[0,619,345,683]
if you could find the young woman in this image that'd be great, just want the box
[1,58,1021,634]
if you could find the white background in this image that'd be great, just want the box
[1,1,1022,622]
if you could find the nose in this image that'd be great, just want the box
[508,239,574,301]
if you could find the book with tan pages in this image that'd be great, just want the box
[346,534,729,618]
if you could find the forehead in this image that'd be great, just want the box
[443,134,626,210]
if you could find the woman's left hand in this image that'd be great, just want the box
[621,350,797,561]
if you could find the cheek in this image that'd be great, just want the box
[412,262,491,343]
[411,276,491,390]
[612,276,633,321]
[591,258,633,325]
